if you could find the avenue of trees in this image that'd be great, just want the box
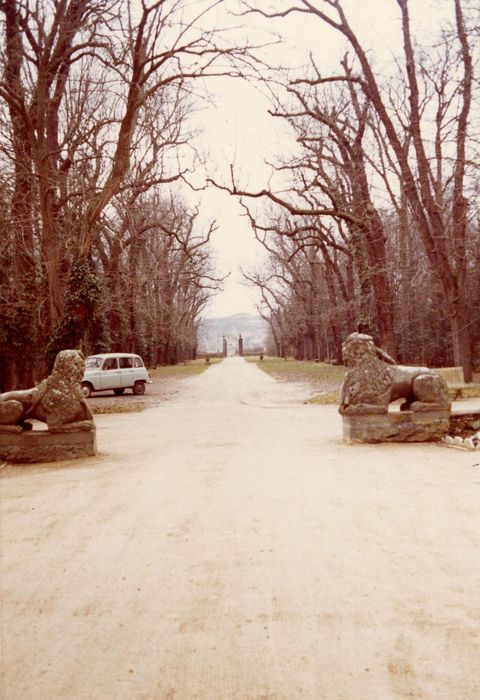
[233,0,479,379]
[1,0,479,389]
[0,0,251,388]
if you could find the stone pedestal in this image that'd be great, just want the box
[0,429,97,463]
[342,411,450,444]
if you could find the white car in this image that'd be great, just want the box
[81,353,152,397]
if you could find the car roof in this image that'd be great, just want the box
[87,353,141,358]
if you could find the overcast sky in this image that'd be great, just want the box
[187,0,449,319]
[192,77,291,319]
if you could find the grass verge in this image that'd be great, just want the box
[252,357,480,404]
[251,357,344,404]
[449,384,480,400]
[149,357,223,379]
[90,403,145,415]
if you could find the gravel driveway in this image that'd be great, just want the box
[1,357,479,699]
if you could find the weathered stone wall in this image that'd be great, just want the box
[449,410,480,437]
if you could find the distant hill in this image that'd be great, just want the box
[198,313,268,355]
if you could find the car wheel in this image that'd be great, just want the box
[133,381,145,395]
[113,388,125,396]
[81,382,93,398]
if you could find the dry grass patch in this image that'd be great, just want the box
[149,357,223,379]
[252,357,345,404]
[253,357,480,405]
[448,384,480,400]
[306,391,341,404]
[90,403,145,415]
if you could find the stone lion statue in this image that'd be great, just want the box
[0,349,94,433]
[339,333,451,415]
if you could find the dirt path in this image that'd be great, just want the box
[1,357,479,700]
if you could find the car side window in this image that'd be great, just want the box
[85,357,101,369]
[134,357,144,367]
[119,357,133,368]
[102,358,118,370]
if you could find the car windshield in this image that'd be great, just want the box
[85,357,102,368]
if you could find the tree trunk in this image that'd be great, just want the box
[450,308,473,382]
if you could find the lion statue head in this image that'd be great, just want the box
[40,350,92,429]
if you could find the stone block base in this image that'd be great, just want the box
[0,429,97,463]
[342,411,450,444]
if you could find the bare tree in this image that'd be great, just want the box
[243,219,352,359]
[89,191,224,365]
[241,0,478,378]
[0,0,253,385]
